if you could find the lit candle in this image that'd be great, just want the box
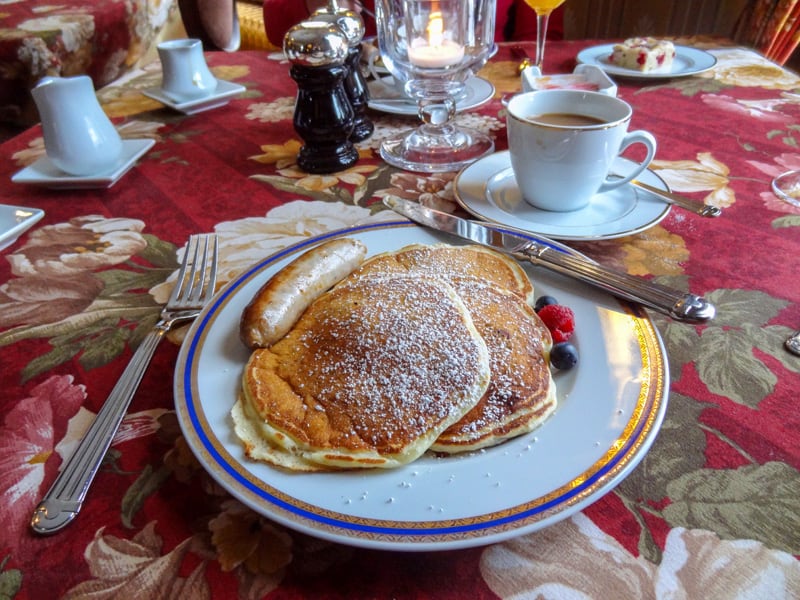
[407,11,464,68]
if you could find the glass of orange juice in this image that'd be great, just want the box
[522,0,565,71]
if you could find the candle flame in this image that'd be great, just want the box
[426,11,445,47]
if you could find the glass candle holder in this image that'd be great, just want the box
[375,0,496,172]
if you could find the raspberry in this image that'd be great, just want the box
[537,304,575,343]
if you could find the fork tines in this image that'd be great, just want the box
[171,234,218,307]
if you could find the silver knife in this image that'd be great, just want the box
[384,196,715,323]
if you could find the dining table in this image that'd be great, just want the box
[1,38,799,599]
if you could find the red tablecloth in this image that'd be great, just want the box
[0,0,180,125]
[1,41,799,598]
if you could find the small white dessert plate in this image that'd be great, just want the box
[368,76,495,115]
[0,205,44,251]
[143,79,246,114]
[576,44,717,79]
[11,138,155,190]
[454,151,671,241]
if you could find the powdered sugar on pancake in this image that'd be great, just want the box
[241,275,491,469]
[235,242,558,471]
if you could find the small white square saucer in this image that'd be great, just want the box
[0,204,45,251]
[143,79,246,114]
[11,138,155,190]
[522,64,618,96]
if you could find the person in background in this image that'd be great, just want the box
[263,0,371,47]
[179,0,241,50]
[261,0,563,49]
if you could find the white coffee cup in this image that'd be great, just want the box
[157,38,217,101]
[506,90,657,212]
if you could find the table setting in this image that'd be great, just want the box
[1,0,799,594]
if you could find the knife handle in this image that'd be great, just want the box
[516,242,715,323]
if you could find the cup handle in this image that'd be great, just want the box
[365,48,408,96]
[366,47,386,82]
[598,130,657,192]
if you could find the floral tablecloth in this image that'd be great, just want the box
[0,0,181,125]
[1,41,799,598]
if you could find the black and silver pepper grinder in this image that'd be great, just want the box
[284,21,358,174]
[309,2,374,142]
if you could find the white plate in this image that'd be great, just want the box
[576,44,717,79]
[174,222,668,551]
[367,76,495,115]
[454,151,671,241]
[11,139,155,190]
[143,79,246,115]
[0,205,44,251]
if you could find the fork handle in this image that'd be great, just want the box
[30,323,168,535]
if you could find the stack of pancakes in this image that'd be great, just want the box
[232,243,557,472]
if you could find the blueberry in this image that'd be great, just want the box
[534,295,559,312]
[550,342,579,370]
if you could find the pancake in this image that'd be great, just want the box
[430,278,557,453]
[238,274,491,470]
[350,245,555,452]
[232,395,326,472]
[350,243,535,306]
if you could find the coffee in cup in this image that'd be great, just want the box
[506,90,657,212]
[528,113,606,127]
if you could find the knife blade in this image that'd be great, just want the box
[384,196,715,323]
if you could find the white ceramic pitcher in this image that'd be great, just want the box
[32,75,123,176]
[157,38,218,101]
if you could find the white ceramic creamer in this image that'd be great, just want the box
[32,75,123,176]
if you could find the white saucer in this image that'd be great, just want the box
[576,44,717,79]
[454,151,671,241]
[11,139,155,190]
[143,79,246,114]
[367,76,495,115]
[0,205,44,251]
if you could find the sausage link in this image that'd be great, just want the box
[239,238,367,349]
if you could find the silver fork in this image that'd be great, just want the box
[30,233,218,535]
